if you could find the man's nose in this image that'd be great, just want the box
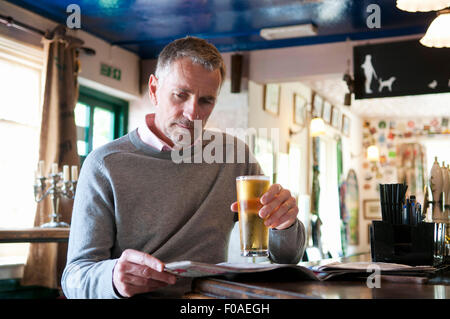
[183,98,200,121]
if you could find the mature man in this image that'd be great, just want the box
[62,36,305,299]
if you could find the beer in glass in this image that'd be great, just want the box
[236,175,270,257]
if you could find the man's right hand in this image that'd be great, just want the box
[112,249,177,298]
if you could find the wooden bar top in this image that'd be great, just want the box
[190,254,450,299]
[0,227,70,243]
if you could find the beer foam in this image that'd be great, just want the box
[236,175,270,181]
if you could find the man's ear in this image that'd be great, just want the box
[148,74,158,106]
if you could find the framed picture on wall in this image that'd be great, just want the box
[263,83,280,116]
[293,93,307,126]
[322,100,332,124]
[342,114,350,136]
[363,199,382,220]
[312,93,323,118]
[331,106,341,130]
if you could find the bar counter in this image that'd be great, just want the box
[187,253,450,299]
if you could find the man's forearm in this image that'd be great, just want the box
[62,259,120,299]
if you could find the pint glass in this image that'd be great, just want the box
[236,175,270,257]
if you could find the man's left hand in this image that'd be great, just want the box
[230,184,299,230]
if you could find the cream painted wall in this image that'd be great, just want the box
[249,34,423,83]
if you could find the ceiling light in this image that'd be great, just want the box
[396,0,450,12]
[310,117,325,137]
[420,9,450,48]
[260,24,317,40]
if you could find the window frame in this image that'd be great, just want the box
[76,85,129,163]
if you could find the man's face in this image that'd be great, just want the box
[149,57,222,148]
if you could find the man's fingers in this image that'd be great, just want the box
[119,249,177,284]
[121,273,153,287]
[260,184,282,205]
[119,261,152,277]
[259,188,291,219]
[263,196,297,226]
[230,201,239,212]
[148,268,177,285]
[121,249,164,272]
[269,207,299,230]
[119,261,175,283]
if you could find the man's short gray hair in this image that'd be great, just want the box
[155,36,226,86]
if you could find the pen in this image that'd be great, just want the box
[406,198,411,225]
[416,202,422,224]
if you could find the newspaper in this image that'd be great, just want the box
[310,261,438,280]
[164,261,319,280]
[164,260,439,281]
[311,261,436,273]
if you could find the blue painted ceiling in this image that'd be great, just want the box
[4,0,436,59]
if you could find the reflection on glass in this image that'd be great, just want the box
[93,107,114,150]
[0,58,41,126]
[77,140,88,157]
[75,103,89,156]
[434,285,446,299]
[74,103,89,127]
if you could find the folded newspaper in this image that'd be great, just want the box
[310,261,438,280]
[164,260,438,281]
[164,261,319,280]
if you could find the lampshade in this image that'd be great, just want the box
[396,0,450,12]
[310,117,325,137]
[420,10,450,48]
[367,145,380,162]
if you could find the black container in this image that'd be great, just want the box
[370,221,439,266]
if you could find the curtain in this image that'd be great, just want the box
[21,26,82,289]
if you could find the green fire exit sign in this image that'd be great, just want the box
[100,63,121,81]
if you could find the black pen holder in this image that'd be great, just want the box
[370,221,445,266]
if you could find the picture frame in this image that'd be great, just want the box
[322,100,332,124]
[342,114,350,136]
[331,106,341,130]
[293,93,307,126]
[312,93,323,118]
[363,199,382,220]
[263,83,280,116]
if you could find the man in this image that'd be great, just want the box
[62,36,305,299]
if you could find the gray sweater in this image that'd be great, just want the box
[61,129,306,298]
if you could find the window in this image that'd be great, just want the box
[0,36,44,263]
[318,136,342,258]
[75,86,128,164]
[421,137,450,174]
